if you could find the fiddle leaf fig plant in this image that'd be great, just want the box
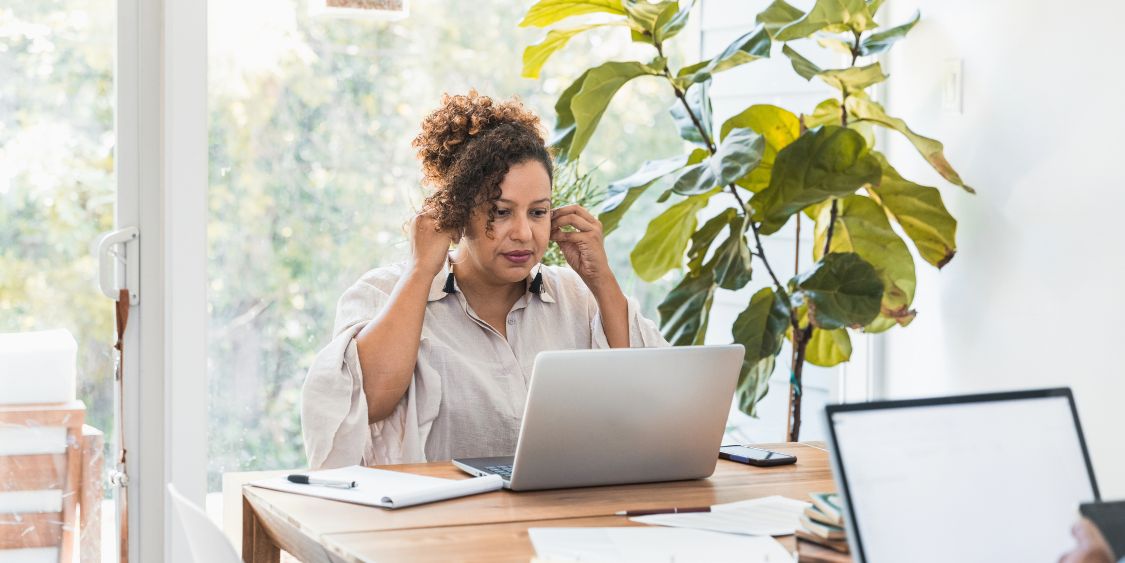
[520,0,972,440]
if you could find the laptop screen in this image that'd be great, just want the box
[827,390,1099,563]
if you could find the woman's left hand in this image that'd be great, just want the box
[551,205,615,288]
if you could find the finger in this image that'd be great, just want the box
[552,204,599,224]
[552,213,599,233]
[551,230,592,243]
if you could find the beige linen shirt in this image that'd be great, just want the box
[301,262,668,469]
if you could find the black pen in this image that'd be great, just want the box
[287,474,357,489]
[616,506,711,517]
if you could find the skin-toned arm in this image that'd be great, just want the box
[550,205,630,348]
[355,213,455,423]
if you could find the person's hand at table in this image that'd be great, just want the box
[1060,518,1115,563]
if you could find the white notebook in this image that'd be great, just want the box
[250,465,503,509]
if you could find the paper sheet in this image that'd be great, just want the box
[630,495,810,536]
[250,465,503,509]
[528,527,793,563]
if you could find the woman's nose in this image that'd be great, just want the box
[511,214,532,241]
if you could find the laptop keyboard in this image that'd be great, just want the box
[484,464,513,479]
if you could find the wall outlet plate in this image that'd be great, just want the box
[942,58,963,115]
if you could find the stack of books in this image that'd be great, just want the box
[796,492,850,555]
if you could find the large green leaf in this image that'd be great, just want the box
[675,25,771,87]
[624,0,677,41]
[671,128,765,196]
[805,98,842,128]
[551,68,592,160]
[520,0,626,28]
[558,61,658,161]
[687,208,738,272]
[708,216,753,290]
[732,287,790,366]
[652,0,695,43]
[732,287,790,417]
[721,105,801,193]
[658,268,716,345]
[631,191,712,281]
[819,62,887,93]
[846,95,975,193]
[859,10,919,56]
[756,0,805,38]
[736,356,776,417]
[867,153,958,268]
[750,126,881,234]
[713,127,765,187]
[775,0,877,41]
[669,80,713,148]
[600,152,697,234]
[781,44,822,81]
[522,23,622,79]
[813,195,917,330]
[794,252,883,329]
[782,46,886,93]
[805,327,852,366]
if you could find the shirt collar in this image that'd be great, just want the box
[425,263,556,304]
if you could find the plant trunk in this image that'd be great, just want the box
[786,326,812,442]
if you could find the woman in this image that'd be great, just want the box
[301,91,667,469]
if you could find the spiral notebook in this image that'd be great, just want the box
[250,465,504,509]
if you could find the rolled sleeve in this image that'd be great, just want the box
[300,271,429,469]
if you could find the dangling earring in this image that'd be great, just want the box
[529,263,544,294]
[442,256,457,294]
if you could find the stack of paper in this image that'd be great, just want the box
[630,495,810,536]
[250,465,503,509]
[529,528,793,563]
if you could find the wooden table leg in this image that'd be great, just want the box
[242,495,280,563]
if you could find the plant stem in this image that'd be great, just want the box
[787,326,812,441]
[790,30,865,443]
[656,43,784,293]
[823,199,838,256]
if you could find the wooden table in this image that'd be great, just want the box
[242,442,834,562]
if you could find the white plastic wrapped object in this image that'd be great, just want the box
[0,329,77,405]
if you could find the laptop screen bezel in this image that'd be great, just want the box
[824,387,1101,563]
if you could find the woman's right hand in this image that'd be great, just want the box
[408,211,458,277]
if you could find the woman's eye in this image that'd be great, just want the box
[495,208,511,217]
[531,208,549,218]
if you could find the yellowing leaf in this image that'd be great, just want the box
[867,153,958,268]
[522,23,621,79]
[520,0,626,28]
[806,327,852,366]
[847,95,975,193]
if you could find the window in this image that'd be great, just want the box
[206,0,689,490]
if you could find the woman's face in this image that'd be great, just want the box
[460,160,552,285]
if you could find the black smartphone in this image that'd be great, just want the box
[718,445,797,467]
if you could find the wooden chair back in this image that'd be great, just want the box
[0,401,86,562]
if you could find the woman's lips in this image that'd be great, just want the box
[502,251,532,264]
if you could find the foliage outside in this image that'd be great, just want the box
[520,0,972,439]
[2,0,686,491]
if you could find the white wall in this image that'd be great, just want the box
[879,0,1125,497]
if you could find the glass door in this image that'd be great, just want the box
[0,1,121,561]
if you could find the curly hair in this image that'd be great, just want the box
[412,90,553,236]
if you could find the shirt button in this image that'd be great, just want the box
[507,318,515,325]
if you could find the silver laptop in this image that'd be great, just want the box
[453,345,743,491]
[824,388,1100,563]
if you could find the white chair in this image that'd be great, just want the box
[167,484,240,563]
